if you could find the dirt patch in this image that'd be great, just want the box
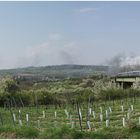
[0,132,17,139]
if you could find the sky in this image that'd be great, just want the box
[0,1,140,69]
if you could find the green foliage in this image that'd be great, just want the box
[0,77,140,107]
[0,125,39,139]
[99,88,140,101]
[40,125,89,139]
[15,126,39,138]
[35,88,54,105]
[14,91,31,106]
[1,78,19,95]
[38,125,140,139]
[0,65,108,79]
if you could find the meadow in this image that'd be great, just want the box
[0,76,140,138]
[0,97,140,138]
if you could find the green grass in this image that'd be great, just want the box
[0,97,140,138]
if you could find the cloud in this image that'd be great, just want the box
[76,8,97,14]
[14,33,79,68]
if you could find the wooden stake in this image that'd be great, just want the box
[76,102,82,131]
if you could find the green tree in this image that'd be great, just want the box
[1,78,19,95]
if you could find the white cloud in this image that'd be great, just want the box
[76,8,97,14]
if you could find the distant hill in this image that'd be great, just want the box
[0,64,109,79]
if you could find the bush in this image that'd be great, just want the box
[98,88,140,101]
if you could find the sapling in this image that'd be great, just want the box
[106,110,108,119]
[131,105,134,111]
[19,120,22,126]
[76,102,82,131]
[89,108,92,116]
[127,112,130,120]
[87,121,91,130]
[69,114,72,124]
[71,121,74,129]
[9,107,15,126]
[0,113,3,125]
[55,111,57,119]
[92,111,96,119]
[106,120,109,127]
[139,117,140,125]
[64,109,69,119]
[100,107,103,114]
[122,117,125,127]
[42,111,45,118]
[26,114,29,122]
[18,109,21,119]
[121,105,124,112]
[64,109,67,115]
[37,120,40,128]
[109,107,112,113]
[128,108,131,113]
[54,120,57,128]
[79,108,82,121]
[13,113,16,122]
[100,114,103,122]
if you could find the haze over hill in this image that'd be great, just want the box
[0,64,109,78]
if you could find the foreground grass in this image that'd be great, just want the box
[0,124,140,139]
[0,97,140,138]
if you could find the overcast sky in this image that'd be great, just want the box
[0,1,140,69]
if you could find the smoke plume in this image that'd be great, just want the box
[108,53,140,74]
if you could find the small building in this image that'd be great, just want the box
[111,71,140,89]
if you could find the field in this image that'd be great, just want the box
[0,97,140,138]
[0,72,140,138]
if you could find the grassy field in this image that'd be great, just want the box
[0,97,140,138]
